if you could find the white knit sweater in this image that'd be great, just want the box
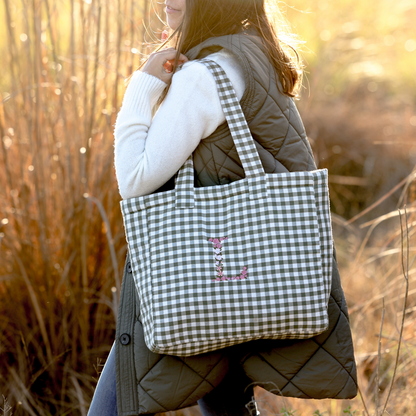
[114,50,245,199]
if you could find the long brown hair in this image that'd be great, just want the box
[141,0,303,98]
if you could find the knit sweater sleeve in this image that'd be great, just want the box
[114,52,245,199]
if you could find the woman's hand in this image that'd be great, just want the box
[141,48,188,83]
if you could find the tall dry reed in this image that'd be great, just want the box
[0,0,164,414]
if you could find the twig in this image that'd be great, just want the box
[86,1,102,158]
[346,172,416,225]
[12,249,53,365]
[381,207,410,414]
[245,381,289,414]
[70,375,87,416]
[1,396,12,416]
[357,384,370,416]
[359,207,416,229]
[9,368,41,416]
[354,207,416,264]
[375,298,385,416]
[113,0,123,111]
[84,194,120,301]
[397,166,416,208]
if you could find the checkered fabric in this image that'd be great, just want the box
[120,60,333,356]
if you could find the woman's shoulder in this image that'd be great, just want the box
[175,49,245,100]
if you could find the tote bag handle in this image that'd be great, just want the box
[175,60,267,208]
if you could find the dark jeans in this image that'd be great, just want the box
[87,343,256,416]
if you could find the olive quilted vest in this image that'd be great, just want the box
[115,32,357,416]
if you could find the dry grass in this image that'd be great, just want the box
[0,0,162,414]
[0,0,415,415]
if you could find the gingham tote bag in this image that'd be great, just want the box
[121,60,333,356]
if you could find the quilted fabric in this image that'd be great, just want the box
[120,60,333,356]
[188,32,316,188]
[239,255,357,399]
[115,31,357,415]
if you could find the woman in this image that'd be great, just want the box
[88,1,357,415]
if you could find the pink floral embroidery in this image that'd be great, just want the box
[208,236,247,283]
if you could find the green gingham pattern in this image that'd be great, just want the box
[120,60,333,356]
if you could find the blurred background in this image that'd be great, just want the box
[0,0,415,414]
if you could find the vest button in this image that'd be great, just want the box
[119,333,131,345]
[127,262,132,273]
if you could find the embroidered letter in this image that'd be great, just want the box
[208,237,247,282]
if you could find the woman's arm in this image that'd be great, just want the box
[114,51,245,199]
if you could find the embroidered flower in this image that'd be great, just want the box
[213,238,219,244]
[215,248,221,254]
[216,255,222,261]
